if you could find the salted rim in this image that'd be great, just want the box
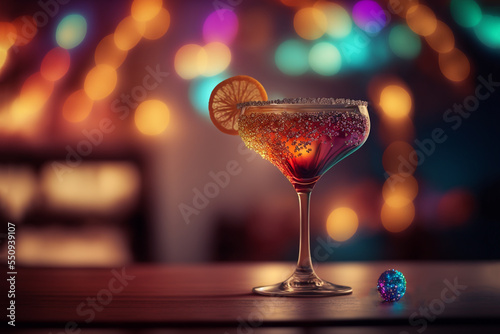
[237,97,368,109]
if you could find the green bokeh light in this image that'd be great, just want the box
[450,0,482,28]
[309,42,342,76]
[275,40,309,76]
[474,14,500,49]
[338,28,372,69]
[388,25,421,59]
[189,73,229,118]
[56,14,87,49]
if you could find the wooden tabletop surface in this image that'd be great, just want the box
[4,262,500,330]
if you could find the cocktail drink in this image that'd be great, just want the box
[209,77,370,296]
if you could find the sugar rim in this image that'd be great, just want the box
[237,97,368,109]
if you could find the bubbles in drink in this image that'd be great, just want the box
[238,110,369,185]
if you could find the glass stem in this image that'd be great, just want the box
[296,190,316,275]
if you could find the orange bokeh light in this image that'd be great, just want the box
[84,64,118,100]
[95,34,128,69]
[20,72,54,107]
[406,5,437,36]
[425,20,455,53]
[439,48,471,82]
[174,44,207,79]
[0,22,17,49]
[383,174,418,208]
[293,7,327,40]
[379,84,412,119]
[0,49,7,69]
[131,0,163,22]
[63,89,94,123]
[114,16,145,51]
[134,99,170,135]
[40,47,70,82]
[326,207,359,242]
[143,7,170,40]
[11,73,53,126]
[381,202,415,233]
[202,42,231,77]
[382,141,418,175]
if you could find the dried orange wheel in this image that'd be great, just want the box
[209,75,267,135]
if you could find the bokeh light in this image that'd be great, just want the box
[309,42,341,76]
[383,174,418,208]
[405,5,437,36]
[95,34,128,69]
[20,72,54,107]
[189,73,229,117]
[326,207,359,242]
[389,25,421,59]
[114,16,145,51]
[450,0,482,28]
[474,15,500,49]
[352,0,387,34]
[40,47,70,82]
[437,189,475,226]
[438,48,470,82]
[12,73,54,125]
[84,65,118,100]
[381,202,415,233]
[0,49,7,69]
[203,10,238,45]
[12,15,37,46]
[202,42,231,77]
[0,22,17,50]
[142,7,170,40]
[293,7,327,40]
[174,44,207,80]
[62,89,93,123]
[379,85,412,119]
[382,141,417,175]
[131,0,163,22]
[56,14,87,49]
[134,99,170,135]
[425,21,455,53]
[275,39,309,76]
[339,28,372,69]
[314,1,352,39]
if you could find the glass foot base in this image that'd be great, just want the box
[253,273,352,297]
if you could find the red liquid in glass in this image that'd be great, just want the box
[238,109,369,190]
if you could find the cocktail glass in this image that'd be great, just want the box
[238,98,370,296]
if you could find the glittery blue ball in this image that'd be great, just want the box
[377,269,406,302]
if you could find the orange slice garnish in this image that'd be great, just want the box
[209,75,267,135]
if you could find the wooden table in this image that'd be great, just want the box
[4,262,500,332]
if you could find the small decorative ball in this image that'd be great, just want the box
[377,269,406,302]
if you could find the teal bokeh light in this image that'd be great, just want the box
[338,28,371,69]
[189,73,230,118]
[275,39,309,76]
[56,14,87,49]
[389,25,421,59]
[450,0,482,28]
[474,15,500,49]
[309,42,341,76]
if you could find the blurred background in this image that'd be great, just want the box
[0,0,499,266]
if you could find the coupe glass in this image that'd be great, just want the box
[238,98,370,296]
